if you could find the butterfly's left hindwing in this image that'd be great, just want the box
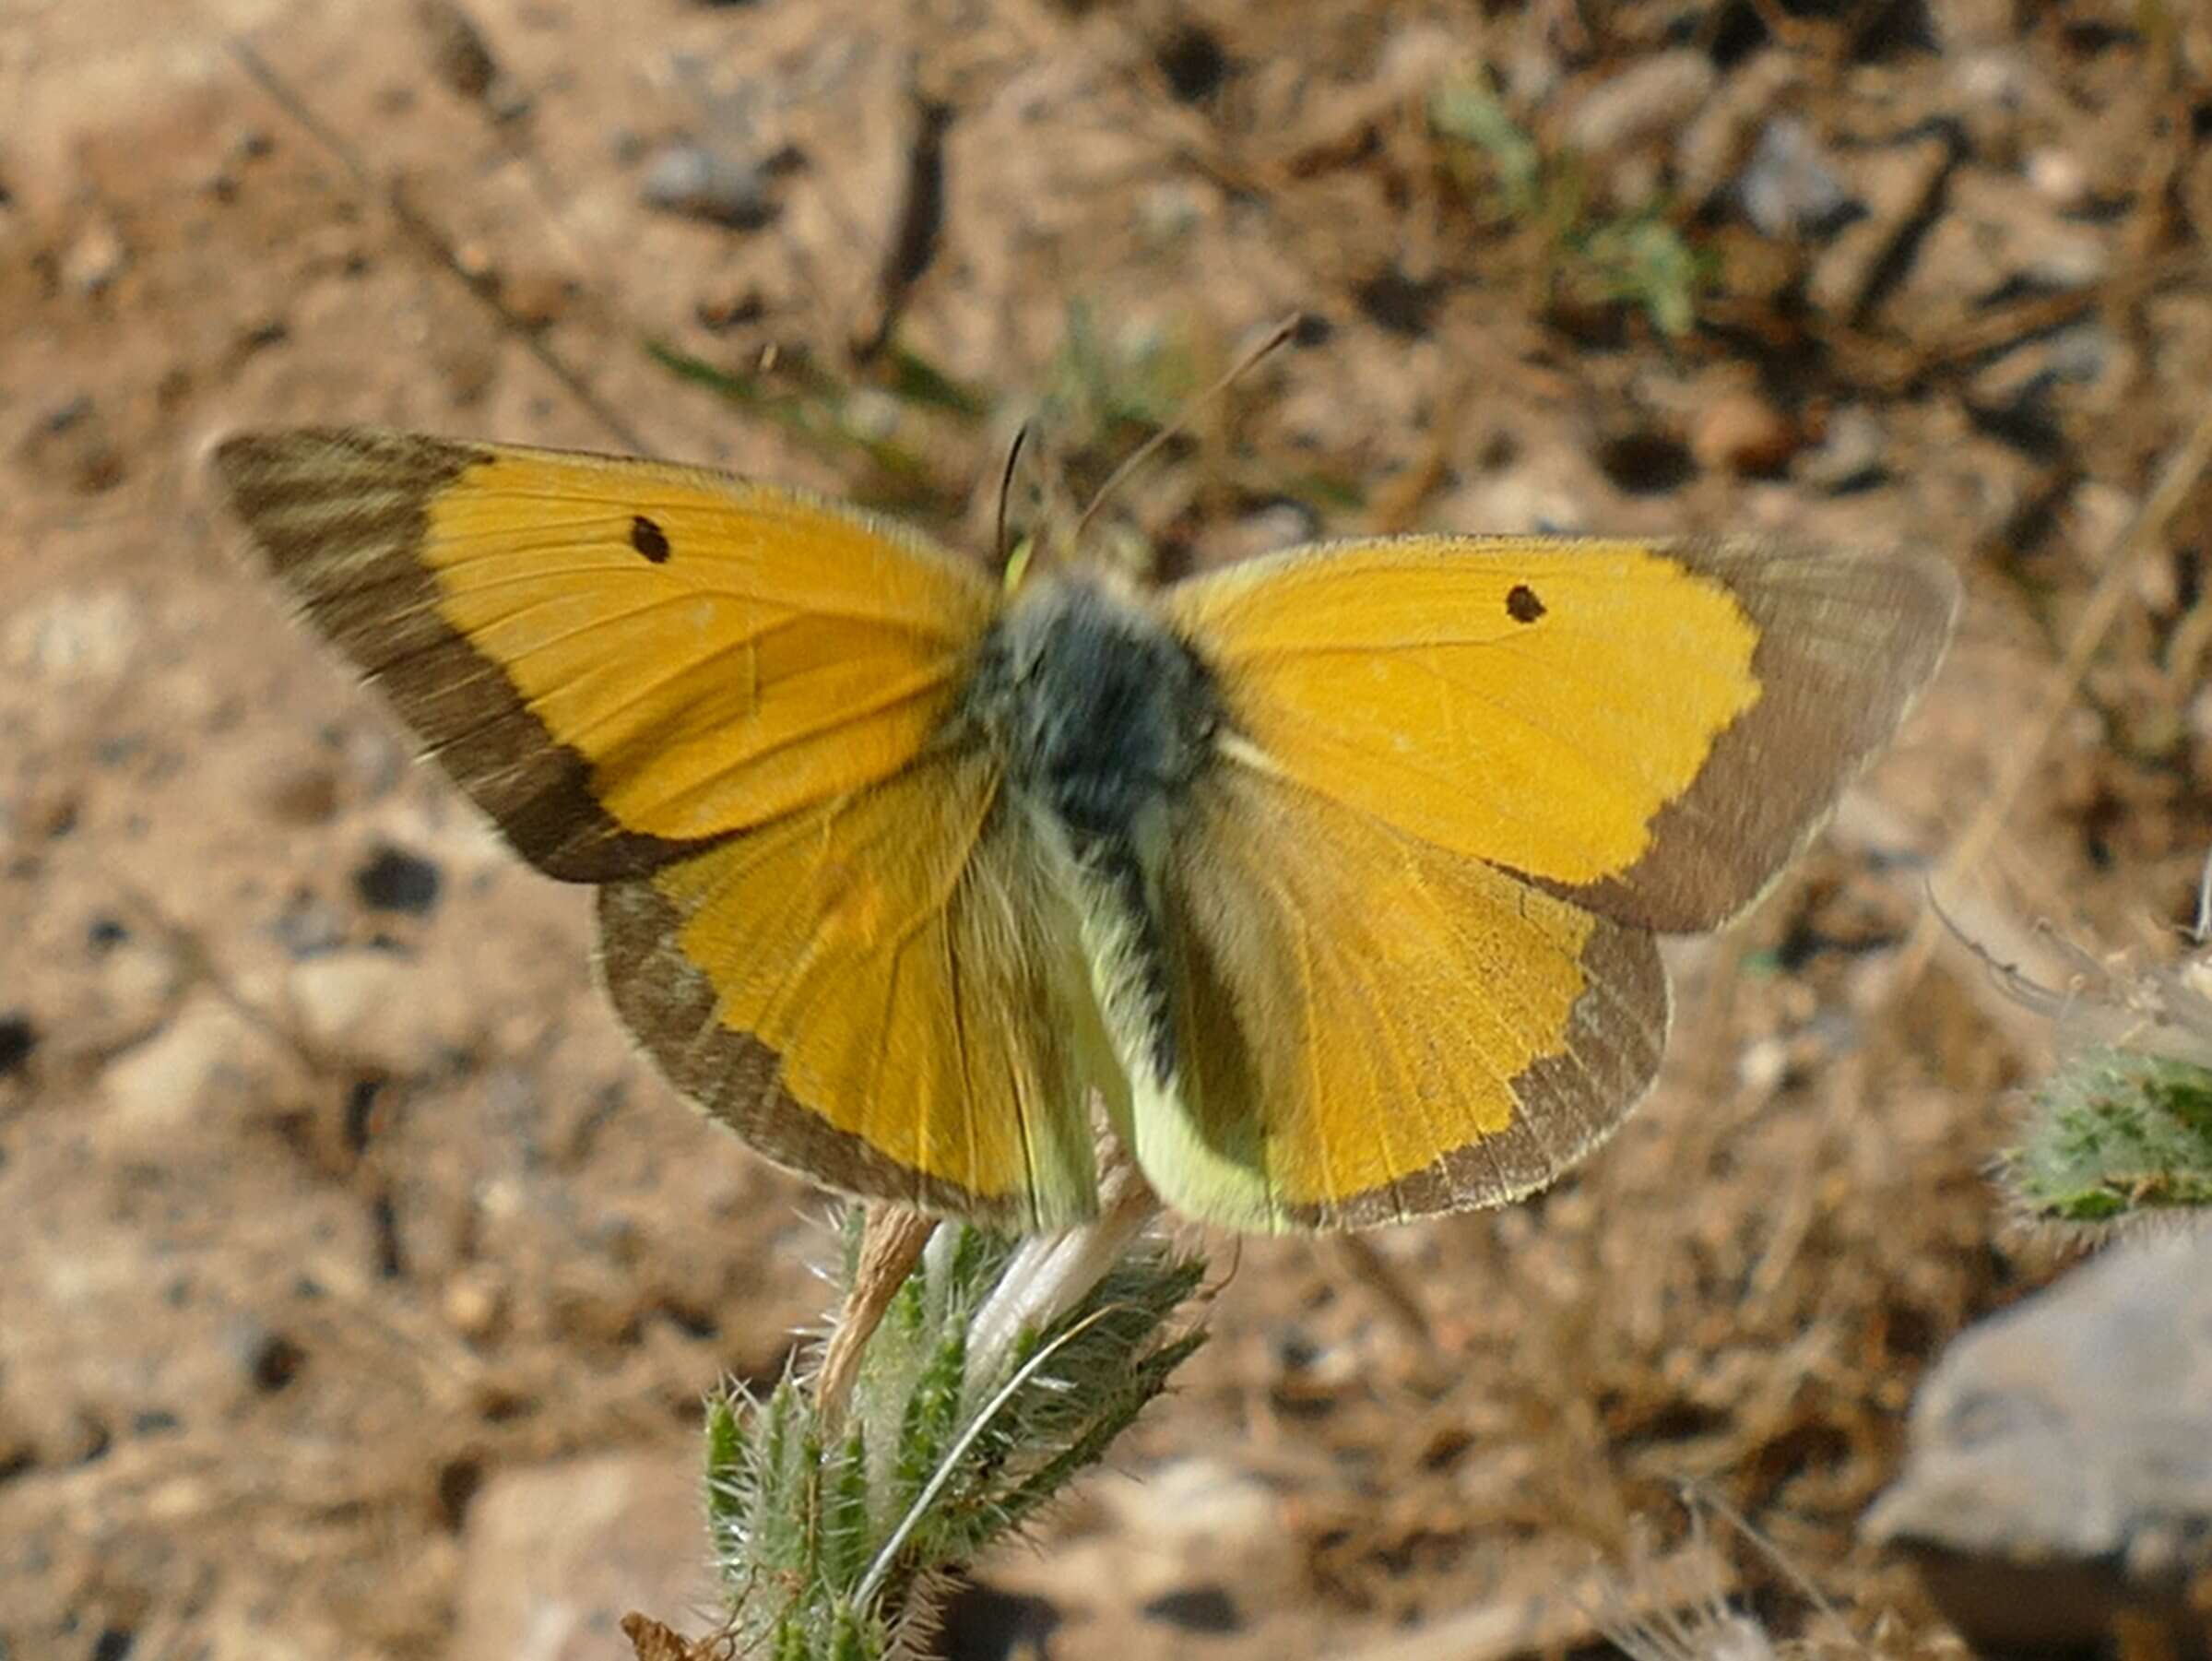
[597,748,1104,1229]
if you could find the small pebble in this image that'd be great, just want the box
[2025,147,2090,210]
[1736,116,1857,240]
[271,887,348,958]
[230,1320,307,1394]
[352,842,444,917]
[0,1013,36,1078]
[288,951,471,1073]
[498,268,573,328]
[61,216,128,296]
[1738,1035,1790,1097]
[1798,404,1887,492]
[453,238,498,282]
[1692,389,1799,476]
[640,142,774,230]
[444,1268,510,1341]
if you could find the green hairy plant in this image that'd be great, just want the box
[689,1198,1205,1659]
[1992,892,2212,1231]
[2009,1047,2212,1226]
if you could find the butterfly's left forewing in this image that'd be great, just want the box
[216,428,996,881]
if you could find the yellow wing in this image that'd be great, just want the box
[1130,762,1666,1231]
[1165,534,1958,931]
[1132,532,1955,1230]
[597,748,1106,1228]
[220,427,1104,1225]
[215,428,996,880]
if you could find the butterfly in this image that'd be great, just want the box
[216,427,1957,1232]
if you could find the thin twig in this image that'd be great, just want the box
[1071,314,1302,549]
[226,35,648,454]
[816,1205,937,1427]
[1895,391,2212,998]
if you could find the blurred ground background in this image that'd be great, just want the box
[5,0,2212,1656]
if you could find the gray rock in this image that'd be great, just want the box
[1796,404,1887,492]
[640,142,775,230]
[1865,1232,2212,1655]
[1736,117,1856,241]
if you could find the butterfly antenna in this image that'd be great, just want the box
[994,421,1034,576]
[1071,313,1302,547]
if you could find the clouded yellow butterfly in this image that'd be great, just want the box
[216,427,1956,1232]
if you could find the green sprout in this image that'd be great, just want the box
[675,1173,1205,1659]
[1427,77,1711,339]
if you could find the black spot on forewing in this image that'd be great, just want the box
[1506,583,1545,623]
[629,515,671,563]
